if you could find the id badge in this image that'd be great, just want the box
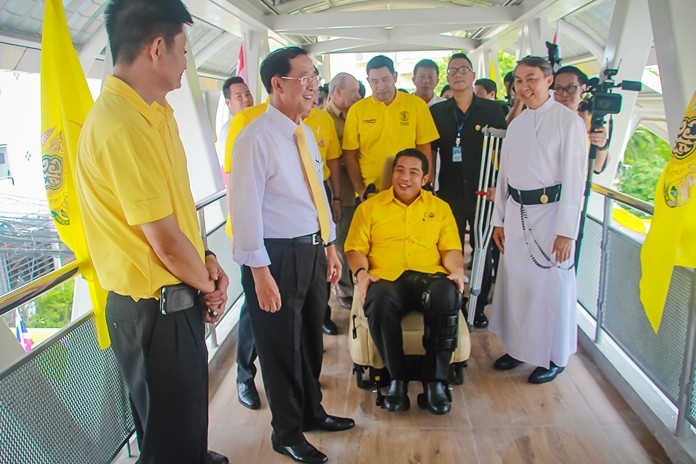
[452,146,462,162]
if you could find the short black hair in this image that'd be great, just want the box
[367,55,395,74]
[515,56,553,77]
[440,85,451,97]
[393,148,428,176]
[448,53,473,68]
[414,59,439,76]
[104,0,193,66]
[259,46,309,93]
[222,76,246,99]
[475,78,497,95]
[504,72,514,85]
[358,81,366,98]
[554,65,589,86]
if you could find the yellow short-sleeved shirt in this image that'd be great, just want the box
[342,92,439,187]
[224,100,268,173]
[76,76,204,299]
[345,188,461,281]
[303,107,341,180]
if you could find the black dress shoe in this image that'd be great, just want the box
[528,362,565,384]
[272,440,328,463]
[205,450,229,464]
[473,312,489,328]
[305,415,355,432]
[384,379,409,412]
[493,353,523,371]
[425,381,451,415]
[237,381,261,410]
[321,318,338,335]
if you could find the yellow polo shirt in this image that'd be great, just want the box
[76,76,204,299]
[224,100,269,173]
[342,91,439,187]
[345,188,461,281]
[303,107,341,180]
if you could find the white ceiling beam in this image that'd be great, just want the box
[471,0,593,54]
[287,27,390,41]
[194,32,236,67]
[0,31,41,50]
[559,19,603,62]
[393,35,480,51]
[276,0,327,14]
[271,6,523,32]
[306,38,380,55]
[78,27,107,74]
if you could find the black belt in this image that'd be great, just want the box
[508,184,562,205]
[265,232,322,246]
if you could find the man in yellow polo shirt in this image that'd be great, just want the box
[75,1,228,463]
[345,148,465,416]
[343,55,439,199]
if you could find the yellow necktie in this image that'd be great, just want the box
[294,125,331,244]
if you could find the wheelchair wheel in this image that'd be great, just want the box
[449,362,467,385]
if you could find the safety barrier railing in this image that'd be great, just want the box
[575,184,696,438]
[0,188,235,463]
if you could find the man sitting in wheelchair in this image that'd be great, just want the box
[345,148,466,415]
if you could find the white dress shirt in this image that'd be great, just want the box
[231,103,336,267]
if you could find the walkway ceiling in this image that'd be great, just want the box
[0,0,621,77]
[0,0,665,137]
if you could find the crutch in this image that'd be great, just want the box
[467,127,506,328]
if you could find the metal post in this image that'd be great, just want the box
[197,207,219,348]
[594,195,613,343]
[676,270,696,437]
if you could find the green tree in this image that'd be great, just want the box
[29,280,74,328]
[618,126,669,204]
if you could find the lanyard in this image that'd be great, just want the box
[452,106,471,147]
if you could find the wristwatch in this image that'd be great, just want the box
[353,267,366,284]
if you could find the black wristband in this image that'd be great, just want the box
[204,250,216,259]
[353,267,366,279]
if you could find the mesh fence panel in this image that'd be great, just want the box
[602,229,691,405]
[0,315,134,464]
[577,216,603,319]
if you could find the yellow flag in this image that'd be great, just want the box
[488,55,498,85]
[640,91,696,333]
[41,0,109,348]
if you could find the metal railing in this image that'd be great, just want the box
[576,183,696,438]
[0,188,234,464]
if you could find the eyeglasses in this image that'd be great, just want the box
[281,75,320,86]
[446,66,472,76]
[554,85,579,96]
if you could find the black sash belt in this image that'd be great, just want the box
[508,184,562,205]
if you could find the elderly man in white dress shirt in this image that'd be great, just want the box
[231,46,355,464]
[490,56,587,385]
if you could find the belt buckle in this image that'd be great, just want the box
[312,233,321,245]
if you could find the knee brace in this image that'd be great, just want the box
[421,279,460,352]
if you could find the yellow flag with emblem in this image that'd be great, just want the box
[640,91,696,333]
[41,0,109,348]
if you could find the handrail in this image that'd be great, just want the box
[591,183,654,215]
[0,260,79,317]
[0,189,228,318]
[196,189,226,211]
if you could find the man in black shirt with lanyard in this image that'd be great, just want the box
[430,53,507,328]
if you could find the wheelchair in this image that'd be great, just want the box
[348,289,471,408]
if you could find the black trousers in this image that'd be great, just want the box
[236,298,257,385]
[106,292,208,464]
[363,271,459,382]
[241,240,328,446]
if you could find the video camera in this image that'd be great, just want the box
[582,68,642,130]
